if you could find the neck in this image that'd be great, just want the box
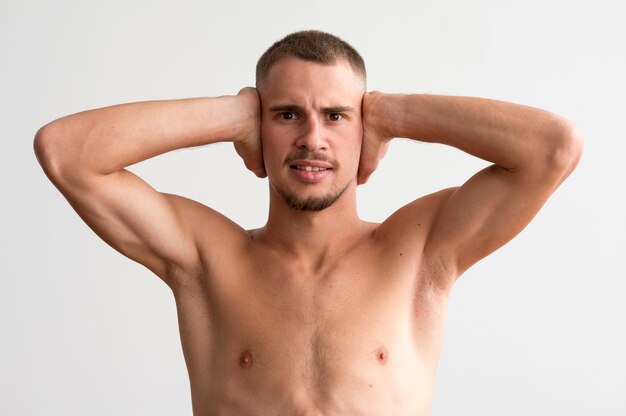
[260,184,365,263]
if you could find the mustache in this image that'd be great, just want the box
[285,150,339,167]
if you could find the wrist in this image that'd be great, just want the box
[363,92,405,142]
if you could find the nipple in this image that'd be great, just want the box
[239,350,253,368]
[376,346,389,364]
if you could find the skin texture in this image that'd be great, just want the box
[34,58,582,415]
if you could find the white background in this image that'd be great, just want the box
[1,0,624,414]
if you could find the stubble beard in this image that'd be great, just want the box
[272,180,351,212]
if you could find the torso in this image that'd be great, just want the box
[170,208,452,415]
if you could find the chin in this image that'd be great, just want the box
[271,181,351,212]
[284,195,338,212]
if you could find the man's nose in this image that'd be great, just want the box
[296,118,326,152]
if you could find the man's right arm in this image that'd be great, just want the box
[34,88,263,286]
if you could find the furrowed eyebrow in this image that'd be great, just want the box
[268,104,354,113]
[321,106,354,113]
[268,104,305,113]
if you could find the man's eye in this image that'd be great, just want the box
[279,112,296,120]
[328,113,343,121]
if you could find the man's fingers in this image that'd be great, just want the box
[358,134,389,185]
[232,87,265,178]
[358,91,391,185]
[234,140,266,178]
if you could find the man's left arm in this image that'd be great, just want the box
[360,93,583,284]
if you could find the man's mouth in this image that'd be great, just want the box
[287,160,334,182]
[292,165,331,172]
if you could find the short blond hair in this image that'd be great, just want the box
[256,30,366,90]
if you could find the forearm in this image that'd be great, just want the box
[35,95,250,178]
[369,93,579,172]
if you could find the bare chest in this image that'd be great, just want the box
[218,253,416,364]
[174,244,448,414]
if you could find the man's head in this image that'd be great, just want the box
[256,31,367,212]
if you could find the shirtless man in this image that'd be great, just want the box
[34,31,582,415]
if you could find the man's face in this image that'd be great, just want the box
[259,58,365,211]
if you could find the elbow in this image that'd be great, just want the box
[551,118,584,173]
[33,121,78,186]
[34,123,56,172]
[33,121,71,182]
[539,116,584,181]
